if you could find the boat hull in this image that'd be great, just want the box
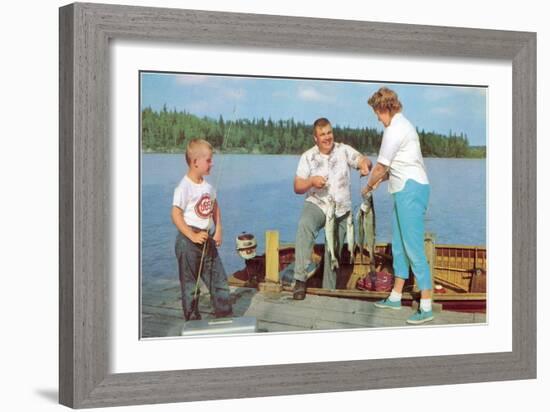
[229,242,487,313]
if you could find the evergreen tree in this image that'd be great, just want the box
[140,108,485,158]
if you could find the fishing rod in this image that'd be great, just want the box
[190,105,238,318]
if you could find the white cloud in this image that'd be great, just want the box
[174,74,245,101]
[431,107,455,116]
[457,87,487,97]
[424,86,486,101]
[223,88,246,100]
[175,74,248,87]
[297,86,331,102]
[187,100,211,112]
[444,86,486,97]
[174,74,211,85]
[272,90,290,98]
[423,88,451,101]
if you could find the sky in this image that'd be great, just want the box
[140,71,487,146]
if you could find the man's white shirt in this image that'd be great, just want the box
[296,142,362,217]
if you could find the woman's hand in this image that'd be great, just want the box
[361,179,387,195]
[361,184,374,196]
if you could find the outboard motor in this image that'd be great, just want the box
[236,232,258,287]
[236,232,257,260]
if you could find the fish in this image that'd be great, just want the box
[346,212,355,264]
[324,196,339,270]
[357,190,376,273]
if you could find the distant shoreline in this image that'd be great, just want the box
[141,110,486,159]
[141,148,486,159]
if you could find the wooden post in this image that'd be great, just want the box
[424,232,436,291]
[265,230,280,284]
[414,232,436,292]
[411,233,442,313]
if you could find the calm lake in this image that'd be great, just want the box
[141,153,486,282]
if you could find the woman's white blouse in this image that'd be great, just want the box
[377,112,429,193]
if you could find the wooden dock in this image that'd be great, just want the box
[141,278,486,338]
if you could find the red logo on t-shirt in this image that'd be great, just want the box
[195,193,213,219]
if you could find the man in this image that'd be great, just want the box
[293,117,371,300]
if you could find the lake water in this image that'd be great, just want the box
[141,153,486,282]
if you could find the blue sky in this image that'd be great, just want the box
[141,72,487,146]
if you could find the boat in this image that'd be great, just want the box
[228,231,486,313]
[141,231,487,338]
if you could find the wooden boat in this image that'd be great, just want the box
[141,232,486,337]
[228,232,486,313]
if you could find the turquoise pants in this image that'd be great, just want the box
[392,179,431,291]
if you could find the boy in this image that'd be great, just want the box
[171,139,233,321]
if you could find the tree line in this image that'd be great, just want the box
[141,106,485,158]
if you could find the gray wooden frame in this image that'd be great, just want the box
[59,2,536,408]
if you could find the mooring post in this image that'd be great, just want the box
[424,232,436,290]
[413,232,436,294]
[265,230,280,285]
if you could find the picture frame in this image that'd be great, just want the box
[59,2,536,408]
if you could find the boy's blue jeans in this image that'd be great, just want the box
[175,232,233,320]
[391,179,432,291]
[294,201,348,289]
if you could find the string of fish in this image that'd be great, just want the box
[323,174,355,271]
[325,174,376,272]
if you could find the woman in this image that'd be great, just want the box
[364,87,433,324]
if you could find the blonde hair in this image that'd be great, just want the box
[185,139,213,165]
[367,87,403,115]
[313,117,332,136]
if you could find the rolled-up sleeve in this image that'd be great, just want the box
[377,127,402,166]
[343,144,362,169]
[296,153,310,179]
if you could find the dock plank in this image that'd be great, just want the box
[141,284,486,338]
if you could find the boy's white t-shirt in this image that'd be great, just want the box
[172,175,216,230]
[377,112,429,193]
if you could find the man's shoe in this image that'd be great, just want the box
[293,280,306,300]
[406,309,434,325]
[374,298,402,310]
